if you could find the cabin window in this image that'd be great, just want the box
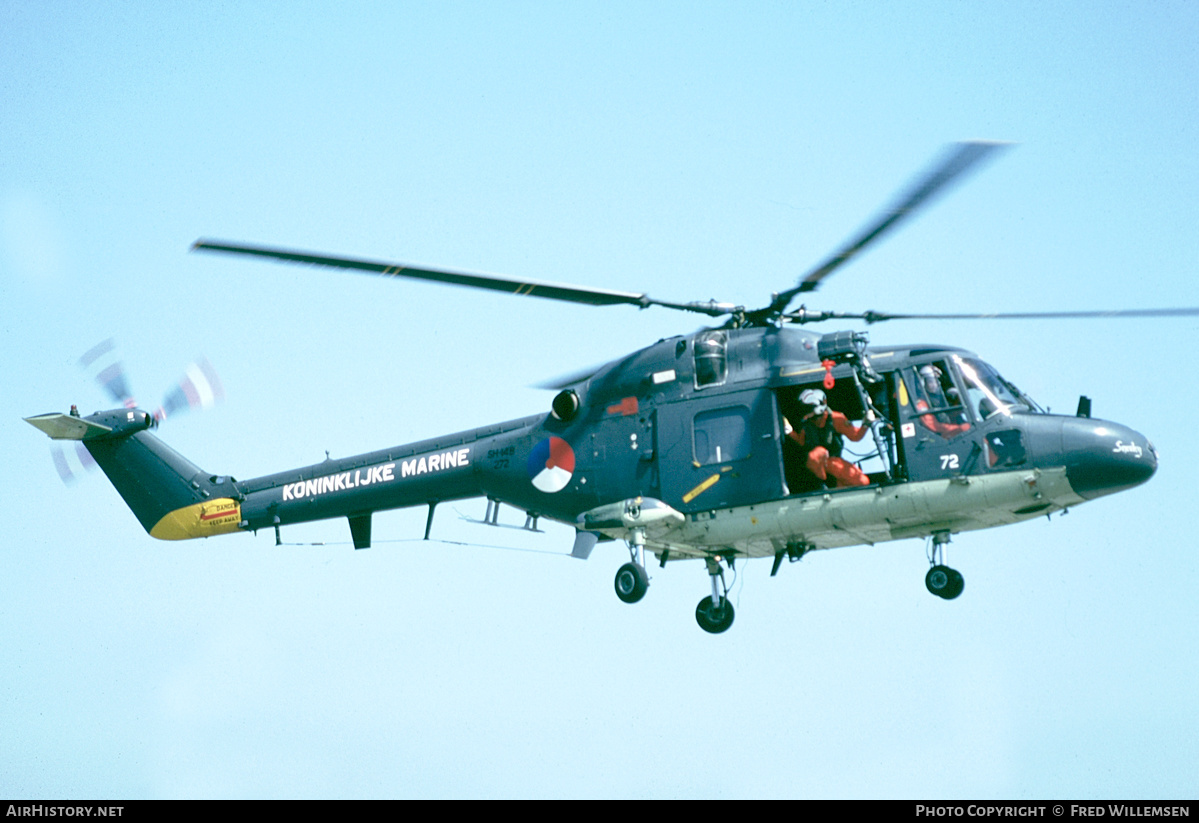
[693,331,728,388]
[693,405,751,465]
[984,429,1027,468]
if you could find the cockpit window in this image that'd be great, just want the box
[953,356,1038,418]
[903,360,972,438]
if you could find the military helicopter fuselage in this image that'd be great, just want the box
[32,323,1155,566]
[25,141,1182,632]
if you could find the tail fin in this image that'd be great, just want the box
[25,408,242,540]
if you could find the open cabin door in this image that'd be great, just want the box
[657,388,786,513]
[773,364,901,493]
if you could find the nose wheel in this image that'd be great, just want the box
[925,531,964,600]
[695,594,735,633]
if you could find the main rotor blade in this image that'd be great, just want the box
[193,240,649,307]
[193,240,739,318]
[768,140,1011,316]
[783,307,1199,325]
[859,307,1199,324]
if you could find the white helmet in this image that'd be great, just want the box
[799,388,828,417]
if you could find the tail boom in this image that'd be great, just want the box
[28,407,545,545]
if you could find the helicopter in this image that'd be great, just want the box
[25,141,1194,633]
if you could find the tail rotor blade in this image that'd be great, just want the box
[50,441,97,485]
[46,344,224,485]
[156,358,224,422]
[79,338,136,408]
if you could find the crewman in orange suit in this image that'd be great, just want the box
[786,388,872,488]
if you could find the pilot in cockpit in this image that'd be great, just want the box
[915,364,971,438]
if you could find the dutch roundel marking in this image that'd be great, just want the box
[528,437,575,493]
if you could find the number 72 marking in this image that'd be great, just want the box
[940,454,960,470]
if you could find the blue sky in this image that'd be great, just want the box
[3,1,1198,798]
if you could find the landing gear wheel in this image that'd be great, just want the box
[925,565,964,600]
[614,562,649,604]
[695,595,735,634]
[945,568,964,599]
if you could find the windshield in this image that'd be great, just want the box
[953,356,1040,418]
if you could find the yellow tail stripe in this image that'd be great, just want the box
[150,498,242,540]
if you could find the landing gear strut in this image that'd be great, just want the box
[614,526,649,604]
[925,531,964,600]
[695,557,734,633]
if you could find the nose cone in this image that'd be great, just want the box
[1062,419,1158,500]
